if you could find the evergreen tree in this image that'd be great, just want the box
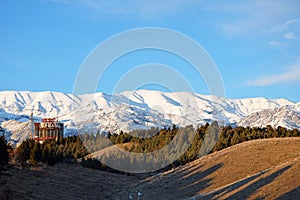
[0,136,9,167]
[231,130,241,146]
[15,147,26,167]
[30,143,41,165]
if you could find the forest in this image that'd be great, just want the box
[1,122,300,174]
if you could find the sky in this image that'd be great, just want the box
[1,0,300,102]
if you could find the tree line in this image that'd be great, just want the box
[15,136,89,167]
[80,123,300,172]
[0,123,299,174]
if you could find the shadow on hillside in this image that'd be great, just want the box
[199,170,268,199]
[276,186,300,200]
[199,165,291,200]
[139,163,223,200]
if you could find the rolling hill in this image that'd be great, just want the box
[1,138,299,199]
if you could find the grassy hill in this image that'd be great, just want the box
[130,137,300,199]
[1,138,300,199]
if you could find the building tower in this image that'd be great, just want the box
[34,118,64,143]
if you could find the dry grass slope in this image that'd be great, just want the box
[133,137,300,200]
[1,138,300,200]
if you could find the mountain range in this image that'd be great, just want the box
[0,90,299,145]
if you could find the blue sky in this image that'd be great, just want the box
[1,0,300,102]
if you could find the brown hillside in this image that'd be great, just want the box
[85,142,136,159]
[1,138,300,199]
[0,163,139,200]
[131,137,300,200]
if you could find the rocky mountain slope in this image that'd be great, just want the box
[0,90,299,145]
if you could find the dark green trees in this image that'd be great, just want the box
[16,139,35,166]
[90,123,300,170]
[30,143,42,165]
[0,136,9,167]
[13,124,300,172]
[16,136,89,166]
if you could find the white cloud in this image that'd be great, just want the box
[268,18,300,33]
[43,0,198,20]
[44,0,300,40]
[44,0,300,34]
[265,18,300,47]
[247,60,300,86]
[203,0,300,36]
[268,40,288,48]
[283,32,296,40]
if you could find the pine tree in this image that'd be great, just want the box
[231,130,241,146]
[30,143,41,166]
[15,147,26,168]
[0,136,9,167]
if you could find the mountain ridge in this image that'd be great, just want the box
[0,90,299,145]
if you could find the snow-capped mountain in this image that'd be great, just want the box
[0,90,299,145]
[238,107,300,130]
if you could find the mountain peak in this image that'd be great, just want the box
[0,90,299,145]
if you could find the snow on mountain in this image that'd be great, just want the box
[0,90,299,145]
[238,107,300,130]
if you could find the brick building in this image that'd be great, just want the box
[34,118,64,143]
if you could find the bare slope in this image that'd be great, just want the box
[1,138,300,200]
[0,163,139,200]
[130,137,300,200]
